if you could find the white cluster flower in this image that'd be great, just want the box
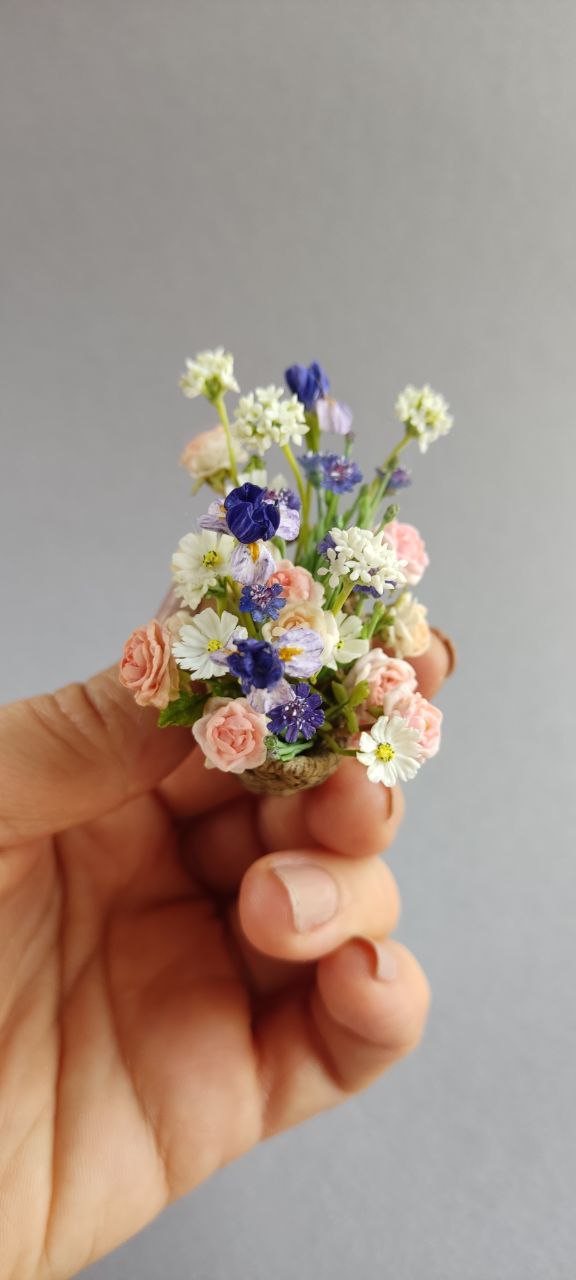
[171,530,234,610]
[386,592,430,658]
[233,386,308,455]
[318,527,406,596]
[356,715,422,785]
[395,384,453,452]
[180,349,239,401]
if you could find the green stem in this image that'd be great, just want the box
[214,395,239,487]
[331,582,354,615]
[283,443,308,519]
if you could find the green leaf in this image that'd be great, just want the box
[267,736,315,761]
[348,680,370,708]
[343,708,359,734]
[330,681,348,705]
[158,690,208,728]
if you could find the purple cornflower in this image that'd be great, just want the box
[227,639,284,694]
[300,452,363,494]
[390,466,412,490]
[267,682,325,743]
[265,485,301,511]
[239,582,287,623]
[317,531,336,555]
[285,361,329,411]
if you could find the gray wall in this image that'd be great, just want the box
[1,2,575,1277]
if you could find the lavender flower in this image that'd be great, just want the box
[267,682,325,743]
[317,531,336,555]
[240,582,287,622]
[389,466,412,490]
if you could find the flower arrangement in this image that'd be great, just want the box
[120,349,454,795]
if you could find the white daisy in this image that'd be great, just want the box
[171,530,235,610]
[395,384,453,452]
[356,715,422,785]
[172,609,247,679]
[318,527,406,595]
[326,612,370,669]
[180,349,239,401]
[233,386,309,454]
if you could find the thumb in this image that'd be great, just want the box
[0,667,192,848]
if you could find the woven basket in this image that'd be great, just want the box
[241,750,341,796]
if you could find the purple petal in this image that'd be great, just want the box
[199,500,229,533]
[248,680,295,714]
[316,398,354,435]
[277,502,301,541]
[230,542,276,585]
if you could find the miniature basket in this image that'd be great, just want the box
[240,749,341,796]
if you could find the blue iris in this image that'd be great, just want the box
[267,683,325,743]
[227,638,284,693]
[285,361,330,411]
[224,483,280,543]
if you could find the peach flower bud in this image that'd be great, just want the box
[119,620,180,709]
[180,426,247,481]
[385,691,442,759]
[267,559,325,605]
[382,520,429,586]
[192,697,268,773]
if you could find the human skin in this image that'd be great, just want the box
[0,632,451,1280]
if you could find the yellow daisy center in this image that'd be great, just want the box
[207,638,221,652]
[202,550,220,568]
[376,742,395,763]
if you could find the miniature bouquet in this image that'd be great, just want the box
[120,350,453,795]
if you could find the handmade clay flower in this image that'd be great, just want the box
[119,620,179,709]
[192,697,268,772]
[284,361,329,410]
[381,520,429,586]
[356,715,422,785]
[180,425,247,481]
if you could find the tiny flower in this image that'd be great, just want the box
[344,650,416,713]
[318,526,406,596]
[119,620,179,709]
[381,520,429,586]
[265,485,300,511]
[267,559,325,606]
[316,398,354,436]
[180,425,247,482]
[267,682,325,743]
[395,384,453,452]
[264,600,339,667]
[171,530,235,610]
[386,592,430,658]
[227,638,284,694]
[233,386,309,454]
[300,452,363,494]
[180,348,239,401]
[172,609,247,680]
[273,626,325,678]
[316,531,336,556]
[193,697,268,773]
[327,612,370,668]
[230,540,276,586]
[224,482,281,543]
[356,715,422,785]
[385,691,443,760]
[388,466,412,491]
[239,582,287,622]
[285,361,329,410]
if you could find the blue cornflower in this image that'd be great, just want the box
[267,683,325,743]
[285,362,330,411]
[385,466,412,491]
[224,483,280,544]
[239,582,287,623]
[300,452,363,494]
[265,485,301,511]
[227,638,284,694]
[317,531,336,555]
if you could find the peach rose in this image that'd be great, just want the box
[119,619,179,709]
[386,691,442,759]
[382,520,429,586]
[180,425,247,481]
[345,649,417,709]
[267,559,325,605]
[263,601,338,666]
[192,697,268,773]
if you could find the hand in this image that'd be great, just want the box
[0,632,452,1280]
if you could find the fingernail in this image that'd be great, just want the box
[358,938,397,982]
[431,626,457,676]
[271,863,340,933]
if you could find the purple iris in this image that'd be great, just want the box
[285,362,329,411]
[224,483,280,543]
[230,542,276,586]
[300,453,363,494]
[316,398,354,436]
[274,627,324,677]
[267,682,325,743]
[227,639,284,694]
[239,582,287,622]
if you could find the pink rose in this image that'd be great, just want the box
[180,425,247,481]
[345,649,417,714]
[387,692,442,759]
[267,559,325,605]
[382,521,429,586]
[192,697,268,773]
[119,619,179,709]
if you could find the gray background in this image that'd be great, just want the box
[1,1,575,1277]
